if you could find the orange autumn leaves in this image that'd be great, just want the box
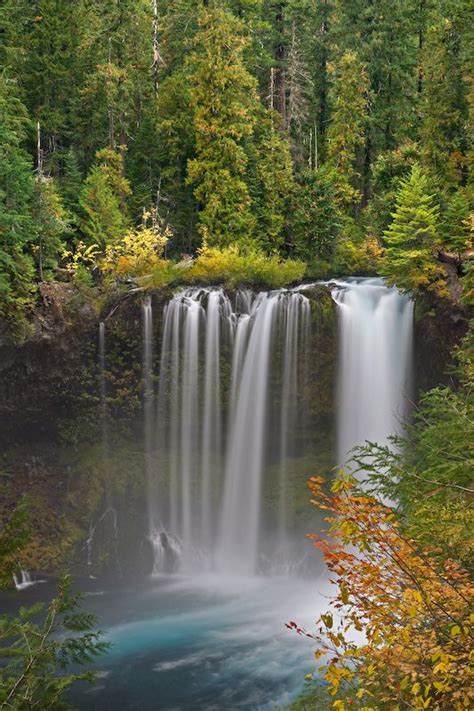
[302,475,473,710]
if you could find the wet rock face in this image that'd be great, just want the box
[414,296,469,393]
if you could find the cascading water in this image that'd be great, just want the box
[277,296,311,550]
[216,293,280,575]
[146,288,312,575]
[142,298,155,530]
[330,278,413,469]
[141,278,413,577]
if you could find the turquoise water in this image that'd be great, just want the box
[67,573,327,710]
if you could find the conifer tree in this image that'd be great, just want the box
[3,0,88,172]
[186,5,259,247]
[248,110,295,252]
[79,150,131,249]
[326,51,370,205]
[291,166,341,261]
[441,191,472,263]
[77,0,154,163]
[60,148,84,223]
[32,177,70,280]
[0,75,36,321]
[381,164,446,294]
[421,14,469,190]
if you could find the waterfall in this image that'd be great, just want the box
[200,290,222,552]
[142,297,154,531]
[93,322,121,574]
[140,278,413,578]
[277,295,311,550]
[13,570,46,590]
[99,322,108,463]
[330,278,413,470]
[216,294,279,575]
[150,288,311,576]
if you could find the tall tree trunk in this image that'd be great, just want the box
[317,3,329,162]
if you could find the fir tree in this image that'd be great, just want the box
[248,110,295,252]
[326,51,370,206]
[186,5,259,247]
[0,75,36,324]
[441,191,472,263]
[421,14,469,190]
[79,149,130,248]
[60,148,84,222]
[291,165,341,261]
[32,177,70,280]
[381,164,446,294]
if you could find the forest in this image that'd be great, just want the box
[0,0,472,710]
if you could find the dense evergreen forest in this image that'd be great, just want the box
[0,1,472,710]
[0,0,472,333]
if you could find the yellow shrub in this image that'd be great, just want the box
[102,210,171,277]
[186,245,306,288]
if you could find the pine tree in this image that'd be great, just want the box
[77,0,154,163]
[3,0,88,172]
[291,165,341,261]
[441,191,472,262]
[186,5,259,247]
[326,51,370,205]
[421,13,469,190]
[0,75,36,322]
[79,150,131,248]
[155,70,197,253]
[248,110,295,252]
[60,148,84,222]
[32,177,70,280]
[381,164,446,294]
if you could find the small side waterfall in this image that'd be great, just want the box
[142,297,154,532]
[13,570,46,590]
[331,278,413,469]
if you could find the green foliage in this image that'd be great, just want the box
[60,148,83,222]
[282,679,333,710]
[1,0,473,319]
[32,178,70,280]
[441,190,472,261]
[0,574,108,709]
[0,502,107,706]
[0,501,30,590]
[186,6,258,247]
[366,141,421,237]
[326,51,370,204]
[355,333,474,568]
[79,149,130,249]
[333,232,383,277]
[248,111,295,251]
[381,164,447,295]
[291,166,341,261]
[0,74,36,329]
[421,14,470,190]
